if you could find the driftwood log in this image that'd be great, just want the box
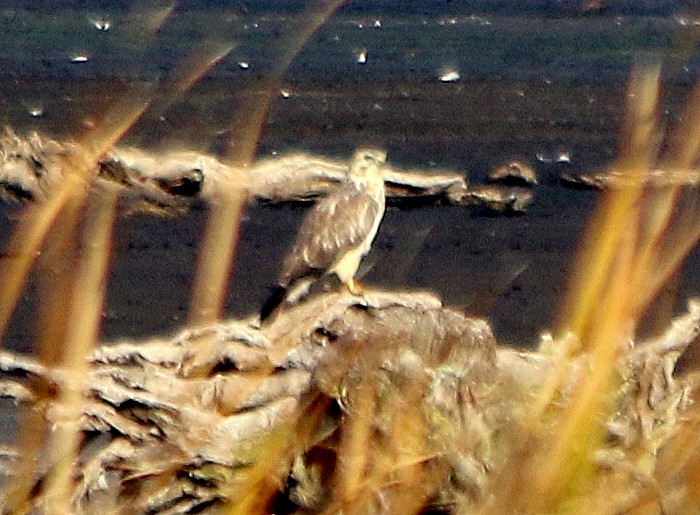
[561,168,700,190]
[0,290,698,513]
[0,126,535,213]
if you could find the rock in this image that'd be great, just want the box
[489,160,538,186]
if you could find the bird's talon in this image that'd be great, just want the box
[346,281,364,296]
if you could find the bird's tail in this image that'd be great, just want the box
[260,284,288,323]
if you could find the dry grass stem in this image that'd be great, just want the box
[42,190,117,512]
[188,0,347,328]
[490,61,700,513]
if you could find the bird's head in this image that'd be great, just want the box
[349,148,387,180]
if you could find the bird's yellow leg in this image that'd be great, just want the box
[346,277,364,296]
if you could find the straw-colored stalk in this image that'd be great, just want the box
[42,189,118,513]
[225,395,332,515]
[521,63,660,513]
[489,60,700,513]
[188,0,347,328]
[0,7,237,510]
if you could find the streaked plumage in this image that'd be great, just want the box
[260,148,387,322]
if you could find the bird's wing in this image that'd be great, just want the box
[279,183,383,285]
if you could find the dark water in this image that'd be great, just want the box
[1,4,700,350]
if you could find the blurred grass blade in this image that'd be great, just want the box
[630,76,700,315]
[528,64,661,426]
[334,377,376,507]
[0,4,175,507]
[0,196,85,512]
[628,77,700,308]
[43,189,118,511]
[527,227,637,513]
[0,11,231,344]
[517,64,662,513]
[0,87,152,347]
[223,0,347,167]
[663,79,700,171]
[560,62,660,341]
[188,195,246,326]
[147,38,237,121]
[189,0,347,326]
[0,181,80,346]
[123,0,177,38]
[226,396,330,515]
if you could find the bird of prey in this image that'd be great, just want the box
[260,147,387,322]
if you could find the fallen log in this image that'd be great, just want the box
[561,168,700,190]
[0,127,533,213]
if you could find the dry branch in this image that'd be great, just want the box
[561,168,700,190]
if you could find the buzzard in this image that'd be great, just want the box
[260,148,387,322]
